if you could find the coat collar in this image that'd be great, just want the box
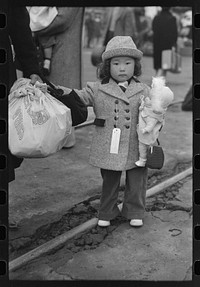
[98,78,144,103]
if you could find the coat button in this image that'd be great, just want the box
[114,116,119,120]
[115,100,119,104]
[125,125,130,129]
[125,116,130,120]
[114,109,119,113]
[125,109,130,113]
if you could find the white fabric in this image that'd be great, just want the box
[9,78,72,158]
[28,6,58,32]
[118,81,129,90]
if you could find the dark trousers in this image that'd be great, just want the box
[99,167,148,221]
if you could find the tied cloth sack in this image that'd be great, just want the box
[8,78,72,158]
[146,140,164,170]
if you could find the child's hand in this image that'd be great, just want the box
[30,74,43,85]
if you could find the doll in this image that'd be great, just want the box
[135,76,174,167]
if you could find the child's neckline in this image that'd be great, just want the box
[101,76,140,85]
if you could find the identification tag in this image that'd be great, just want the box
[110,128,121,154]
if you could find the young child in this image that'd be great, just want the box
[27,6,58,75]
[59,36,150,227]
[135,76,174,167]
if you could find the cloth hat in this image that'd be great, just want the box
[102,36,143,61]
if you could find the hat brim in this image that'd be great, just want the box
[102,47,143,61]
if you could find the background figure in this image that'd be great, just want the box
[40,36,56,76]
[37,7,85,148]
[103,7,138,46]
[152,7,178,77]
[91,7,137,67]
[134,7,152,51]
[84,11,95,48]
[93,11,102,46]
[7,5,42,184]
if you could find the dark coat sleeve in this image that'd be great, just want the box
[50,89,88,126]
[8,6,42,78]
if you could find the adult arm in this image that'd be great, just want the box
[8,6,42,79]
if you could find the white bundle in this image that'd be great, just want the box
[9,78,72,158]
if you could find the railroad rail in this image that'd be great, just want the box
[9,166,192,273]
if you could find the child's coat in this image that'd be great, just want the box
[62,78,150,171]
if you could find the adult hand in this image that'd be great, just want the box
[57,85,72,95]
[30,74,43,85]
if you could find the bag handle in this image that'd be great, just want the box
[40,75,64,97]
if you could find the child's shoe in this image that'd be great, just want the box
[98,220,110,227]
[130,219,143,227]
[135,158,146,167]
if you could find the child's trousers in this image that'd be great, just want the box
[99,167,148,221]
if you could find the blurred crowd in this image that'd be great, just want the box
[83,7,192,55]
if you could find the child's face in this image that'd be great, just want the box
[110,56,135,82]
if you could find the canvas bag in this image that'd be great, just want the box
[8,79,72,158]
[162,47,182,73]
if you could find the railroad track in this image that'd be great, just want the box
[9,166,192,273]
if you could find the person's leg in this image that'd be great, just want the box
[121,167,148,220]
[43,46,53,76]
[135,142,148,167]
[98,169,122,221]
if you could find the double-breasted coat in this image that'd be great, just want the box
[63,78,150,171]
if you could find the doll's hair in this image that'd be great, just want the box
[96,58,142,81]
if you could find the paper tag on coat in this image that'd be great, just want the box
[110,128,121,154]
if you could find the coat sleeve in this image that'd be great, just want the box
[74,82,98,107]
[143,117,158,133]
[9,6,41,78]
